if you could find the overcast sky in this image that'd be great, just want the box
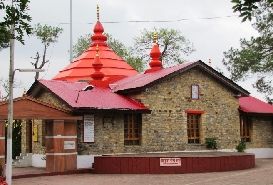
[0,0,263,99]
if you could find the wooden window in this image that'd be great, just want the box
[124,113,142,145]
[187,113,201,144]
[240,115,252,142]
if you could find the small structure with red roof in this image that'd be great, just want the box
[0,5,272,175]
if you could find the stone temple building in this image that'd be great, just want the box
[0,9,273,173]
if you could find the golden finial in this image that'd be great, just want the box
[96,44,99,57]
[153,32,158,44]
[97,4,100,21]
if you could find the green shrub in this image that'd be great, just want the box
[236,141,246,152]
[205,138,217,149]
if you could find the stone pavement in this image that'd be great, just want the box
[13,159,273,185]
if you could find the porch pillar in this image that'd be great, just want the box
[46,120,77,172]
[0,120,5,175]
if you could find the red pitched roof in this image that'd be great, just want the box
[239,96,273,114]
[39,80,148,111]
[111,62,194,92]
[53,21,137,83]
[111,61,249,96]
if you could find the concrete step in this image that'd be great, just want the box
[13,153,32,167]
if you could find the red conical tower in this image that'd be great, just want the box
[53,5,138,83]
[145,32,163,73]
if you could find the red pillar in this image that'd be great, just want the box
[0,120,5,176]
[46,120,77,172]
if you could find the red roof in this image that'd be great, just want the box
[111,62,194,92]
[39,80,148,111]
[111,61,249,96]
[239,96,273,114]
[53,21,137,83]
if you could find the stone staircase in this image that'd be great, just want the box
[12,153,32,167]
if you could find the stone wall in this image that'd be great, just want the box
[77,113,125,154]
[36,91,71,111]
[130,68,241,150]
[32,120,46,154]
[21,120,27,154]
[78,68,242,154]
[247,116,273,148]
[21,119,46,155]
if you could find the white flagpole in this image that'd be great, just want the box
[70,0,73,63]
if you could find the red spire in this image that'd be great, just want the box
[91,5,107,46]
[91,45,105,81]
[145,32,163,73]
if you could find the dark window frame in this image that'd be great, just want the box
[124,113,142,146]
[187,113,201,144]
[240,115,252,142]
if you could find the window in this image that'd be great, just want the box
[191,84,199,100]
[240,115,252,142]
[124,113,142,145]
[187,113,201,144]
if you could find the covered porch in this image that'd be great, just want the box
[0,96,82,174]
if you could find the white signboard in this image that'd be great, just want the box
[84,114,95,142]
[160,158,181,166]
[64,141,76,150]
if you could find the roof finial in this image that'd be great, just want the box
[97,4,100,21]
[91,4,107,46]
[153,32,158,44]
[144,33,163,73]
[91,44,104,82]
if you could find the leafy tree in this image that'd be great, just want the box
[73,33,144,72]
[133,28,195,67]
[73,34,90,58]
[0,0,32,44]
[232,0,273,21]
[0,25,10,50]
[223,2,273,101]
[31,24,63,80]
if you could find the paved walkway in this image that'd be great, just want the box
[13,159,273,185]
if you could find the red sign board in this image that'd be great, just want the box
[160,158,181,166]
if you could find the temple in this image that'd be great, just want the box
[0,6,272,174]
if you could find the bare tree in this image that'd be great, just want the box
[31,24,63,80]
[0,78,21,101]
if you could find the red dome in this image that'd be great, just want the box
[53,21,138,83]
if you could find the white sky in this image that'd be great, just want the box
[0,0,264,100]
